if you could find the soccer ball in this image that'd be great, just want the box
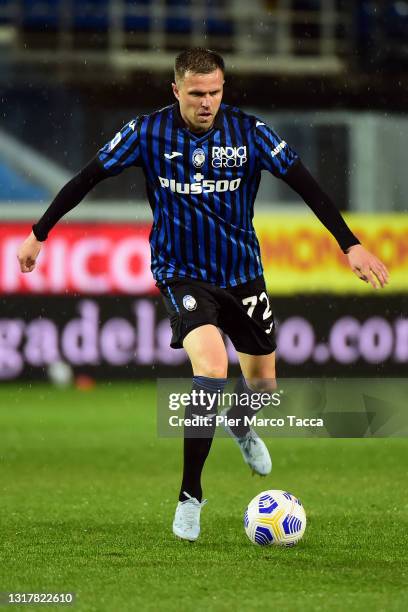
[244,490,306,547]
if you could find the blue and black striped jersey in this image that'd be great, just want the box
[97,103,298,287]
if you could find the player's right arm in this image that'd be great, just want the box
[17,158,109,272]
[17,118,141,273]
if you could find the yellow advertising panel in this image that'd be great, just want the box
[254,213,408,294]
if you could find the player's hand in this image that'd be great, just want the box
[346,244,389,289]
[17,231,42,273]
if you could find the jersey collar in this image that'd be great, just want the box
[173,103,224,132]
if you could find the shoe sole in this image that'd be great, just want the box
[173,526,199,542]
[173,532,198,542]
[251,467,268,477]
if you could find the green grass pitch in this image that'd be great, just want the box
[0,382,407,612]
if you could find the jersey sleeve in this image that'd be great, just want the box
[97,118,141,175]
[253,119,299,177]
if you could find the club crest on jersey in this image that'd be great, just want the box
[192,148,205,168]
[183,295,197,311]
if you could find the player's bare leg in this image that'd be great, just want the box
[237,351,277,390]
[222,351,276,476]
[183,324,228,378]
[172,325,228,541]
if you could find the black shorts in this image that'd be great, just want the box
[158,275,276,355]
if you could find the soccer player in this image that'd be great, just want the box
[17,48,389,542]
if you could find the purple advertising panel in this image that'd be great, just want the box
[0,295,406,379]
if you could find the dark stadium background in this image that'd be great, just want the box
[0,3,408,611]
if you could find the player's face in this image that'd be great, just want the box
[172,69,224,133]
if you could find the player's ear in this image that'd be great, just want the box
[172,82,180,100]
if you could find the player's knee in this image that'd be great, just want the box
[193,352,228,378]
[198,363,228,378]
[243,354,276,389]
[246,377,277,393]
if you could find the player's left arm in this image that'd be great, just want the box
[283,161,389,289]
[253,121,389,289]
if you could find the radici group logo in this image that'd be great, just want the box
[212,145,247,168]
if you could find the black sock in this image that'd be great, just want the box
[179,376,227,502]
[226,376,253,438]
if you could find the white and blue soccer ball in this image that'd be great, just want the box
[244,490,306,547]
